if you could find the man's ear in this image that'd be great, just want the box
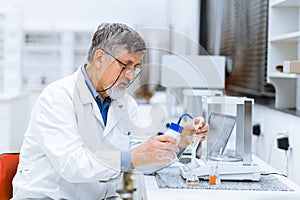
[93,49,105,68]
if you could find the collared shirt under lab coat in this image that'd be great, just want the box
[12,67,139,199]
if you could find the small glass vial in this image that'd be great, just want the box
[215,165,221,185]
[209,165,221,185]
[209,166,217,185]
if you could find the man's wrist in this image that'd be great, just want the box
[178,134,190,149]
[121,150,133,172]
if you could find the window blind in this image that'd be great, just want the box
[203,0,272,96]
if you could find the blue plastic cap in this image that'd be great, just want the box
[169,123,183,133]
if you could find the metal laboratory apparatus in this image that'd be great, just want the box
[180,96,261,181]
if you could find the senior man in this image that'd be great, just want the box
[12,22,209,200]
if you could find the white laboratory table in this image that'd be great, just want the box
[136,155,300,200]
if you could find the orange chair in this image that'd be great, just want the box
[0,153,19,200]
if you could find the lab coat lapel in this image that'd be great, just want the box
[103,99,126,136]
[75,68,103,125]
[74,68,121,170]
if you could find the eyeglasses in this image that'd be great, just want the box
[104,51,142,79]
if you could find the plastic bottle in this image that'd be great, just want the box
[164,123,183,144]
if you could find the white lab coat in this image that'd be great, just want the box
[12,67,139,200]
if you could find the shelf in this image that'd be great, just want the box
[268,0,300,110]
[271,0,300,7]
[268,72,297,78]
[270,31,300,42]
[23,45,61,52]
[74,35,92,46]
[23,64,60,69]
[25,32,60,44]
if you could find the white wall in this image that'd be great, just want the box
[0,95,30,154]
[253,104,300,185]
[0,0,200,153]
[7,0,200,90]
[19,0,198,36]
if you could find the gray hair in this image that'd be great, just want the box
[87,22,146,63]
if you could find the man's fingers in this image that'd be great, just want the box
[162,142,179,152]
[195,123,210,133]
[150,135,179,152]
[156,138,179,152]
[194,117,206,128]
[156,134,177,144]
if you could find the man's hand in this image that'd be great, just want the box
[130,135,179,168]
[178,117,210,149]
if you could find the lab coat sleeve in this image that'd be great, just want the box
[31,83,120,183]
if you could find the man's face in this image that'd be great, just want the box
[97,50,143,99]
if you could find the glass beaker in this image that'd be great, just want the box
[186,134,201,187]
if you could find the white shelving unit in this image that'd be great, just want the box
[0,12,4,93]
[0,7,28,154]
[23,30,61,91]
[22,29,92,92]
[73,31,93,69]
[0,7,22,96]
[268,0,300,109]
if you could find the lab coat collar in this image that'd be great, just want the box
[75,67,94,105]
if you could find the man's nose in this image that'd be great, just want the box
[124,70,135,81]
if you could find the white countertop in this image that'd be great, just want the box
[137,155,300,200]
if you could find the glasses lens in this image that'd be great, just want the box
[134,66,141,78]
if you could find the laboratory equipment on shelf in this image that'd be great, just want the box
[180,96,261,181]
